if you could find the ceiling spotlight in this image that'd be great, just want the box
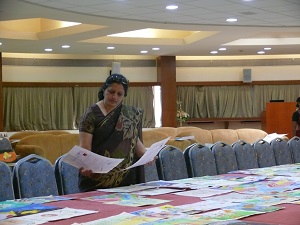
[140,50,148,54]
[210,51,218,54]
[152,47,160,51]
[264,47,271,50]
[219,47,226,51]
[226,18,238,22]
[107,46,115,50]
[257,51,265,54]
[62,45,70,48]
[0,42,2,46]
[44,48,53,52]
[166,5,178,10]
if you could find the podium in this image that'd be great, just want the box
[265,102,295,139]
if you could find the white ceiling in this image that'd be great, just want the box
[0,0,300,56]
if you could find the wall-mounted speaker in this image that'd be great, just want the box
[243,68,252,83]
[111,62,121,74]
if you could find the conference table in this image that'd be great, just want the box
[42,179,300,225]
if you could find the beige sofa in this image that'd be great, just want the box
[14,133,79,164]
[142,127,269,150]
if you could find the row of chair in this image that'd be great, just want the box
[1,136,299,201]
[145,136,300,182]
[0,154,80,201]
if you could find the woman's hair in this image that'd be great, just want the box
[98,74,129,100]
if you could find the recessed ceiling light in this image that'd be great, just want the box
[226,18,238,22]
[62,45,70,48]
[257,51,265,54]
[0,42,2,46]
[140,50,148,54]
[264,47,271,50]
[166,5,178,10]
[219,47,226,51]
[107,46,115,50]
[44,48,53,52]
[210,51,218,54]
[152,47,160,51]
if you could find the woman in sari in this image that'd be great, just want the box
[78,74,150,192]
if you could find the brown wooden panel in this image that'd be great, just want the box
[266,102,295,139]
[157,56,177,127]
[0,52,3,131]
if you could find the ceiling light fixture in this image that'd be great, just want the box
[226,18,238,22]
[210,51,218,54]
[44,48,53,52]
[219,47,226,51]
[140,50,148,54]
[257,51,265,54]
[107,46,115,50]
[166,5,178,10]
[62,45,70,48]
[264,47,271,50]
[0,42,2,46]
[152,47,160,50]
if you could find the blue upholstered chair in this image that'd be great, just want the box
[0,161,15,201]
[54,155,80,195]
[232,140,259,170]
[13,154,59,199]
[184,143,217,177]
[288,136,300,163]
[143,163,159,183]
[156,145,188,181]
[252,139,276,168]
[270,138,293,165]
[211,141,238,175]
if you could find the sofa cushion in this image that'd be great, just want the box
[236,128,267,144]
[211,129,239,145]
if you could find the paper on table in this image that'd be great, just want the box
[125,137,171,170]
[62,145,124,173]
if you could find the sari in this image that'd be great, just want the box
[78,103,143,192]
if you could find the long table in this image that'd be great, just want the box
[43,188,300,225]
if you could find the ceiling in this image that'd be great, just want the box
[1,0,300,57]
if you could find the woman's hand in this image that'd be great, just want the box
[146,156,158,166]
[79,168,102,180]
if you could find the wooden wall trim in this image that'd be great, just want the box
[176,80,300,86]
[3,80,299,88]
[3,82,160,87]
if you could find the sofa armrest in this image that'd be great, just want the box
[14,145,46,159]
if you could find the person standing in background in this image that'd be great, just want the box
[292,97,300,137]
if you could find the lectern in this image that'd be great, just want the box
[265,102,295,139]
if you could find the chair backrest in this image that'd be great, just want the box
[270,138,293,165]
[156,145,188,181]
[54,155,80,195]
[211,141,238,175]
[232,140,259,170]
[13,154,58,198]
[143,163,159,183]
[0,161,15,201]
[252,139,276,168]
[288,136,300,163]
[184,143,217,177]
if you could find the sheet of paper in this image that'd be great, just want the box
[125,137,170,170]
[63,145,124,173]
[263,133,287,143]
[175,135,195,141]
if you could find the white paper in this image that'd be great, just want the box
[125,137,170,170]
[63,145,124,173]
[175,135,195,141]
[263,133,287,143]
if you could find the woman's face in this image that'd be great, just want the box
[103,82,125,108]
